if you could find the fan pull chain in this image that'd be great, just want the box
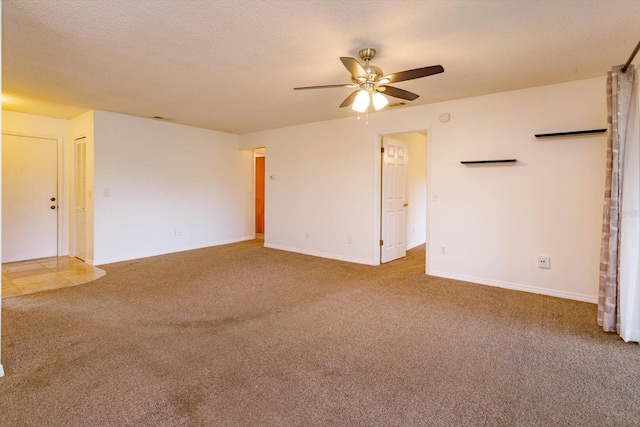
[365,57,371,124]
[355,108,370,124]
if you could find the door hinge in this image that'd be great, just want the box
[381,147,385,154]
[380,239,384,246]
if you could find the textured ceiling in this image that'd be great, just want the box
[3,0,640,134]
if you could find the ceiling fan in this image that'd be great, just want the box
[294,48,444,112]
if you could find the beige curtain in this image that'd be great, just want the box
[598,64,635,333]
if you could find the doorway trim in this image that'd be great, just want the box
[253,148,266,239]
[373,126,433,274]
[2,131,66,257]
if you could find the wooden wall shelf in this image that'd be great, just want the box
[535,129,606,138]
[460,159,517,164]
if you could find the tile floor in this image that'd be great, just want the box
[2,256,106,299]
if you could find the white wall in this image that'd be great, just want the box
[92,111,253,265]
[240,77,607,302]
[3,111,71,256]
[2,110,255,266]
[242,119,374,264]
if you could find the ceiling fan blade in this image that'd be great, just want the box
[340,57,368,80]
[382,65,444,84]
[379,86,419,101]
[294,84,356,90]
[339,90,359,108]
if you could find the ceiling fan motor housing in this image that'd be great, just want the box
[358,48,383,82]
[364,65,383,82]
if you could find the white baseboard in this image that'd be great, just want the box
[429,270,597,303]
[0,364,4,377]
[213,236,256,246]
[264,243,375,266]
[94,236,255,266]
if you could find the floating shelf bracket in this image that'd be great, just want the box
[460,159,517,165]
[535,129,606,138]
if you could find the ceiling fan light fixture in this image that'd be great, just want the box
[295,48,444,117]
[352,89,370,113]
[372,92,389,110]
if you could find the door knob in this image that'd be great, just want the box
[50,205,57,210]
[51,197,56,202]
[404,202,409,207]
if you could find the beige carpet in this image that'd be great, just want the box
[0,239,638,426]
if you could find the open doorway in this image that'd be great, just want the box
[254,148,265,238]
[380,132,427,264]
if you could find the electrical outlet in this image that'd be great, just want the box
[538,256,550,269]
[305,232,309,239]
[347,236,352,244]
[174,230,182,236]
[441,246,445,254]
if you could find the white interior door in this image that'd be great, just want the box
[381,137,408,263]
[75,137,87,261]
[2,134,58,262]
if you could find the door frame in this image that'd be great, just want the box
[253,148,266,239]
[373,126,433,274]
[2,131,66,257]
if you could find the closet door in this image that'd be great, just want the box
[75,137,87,261]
